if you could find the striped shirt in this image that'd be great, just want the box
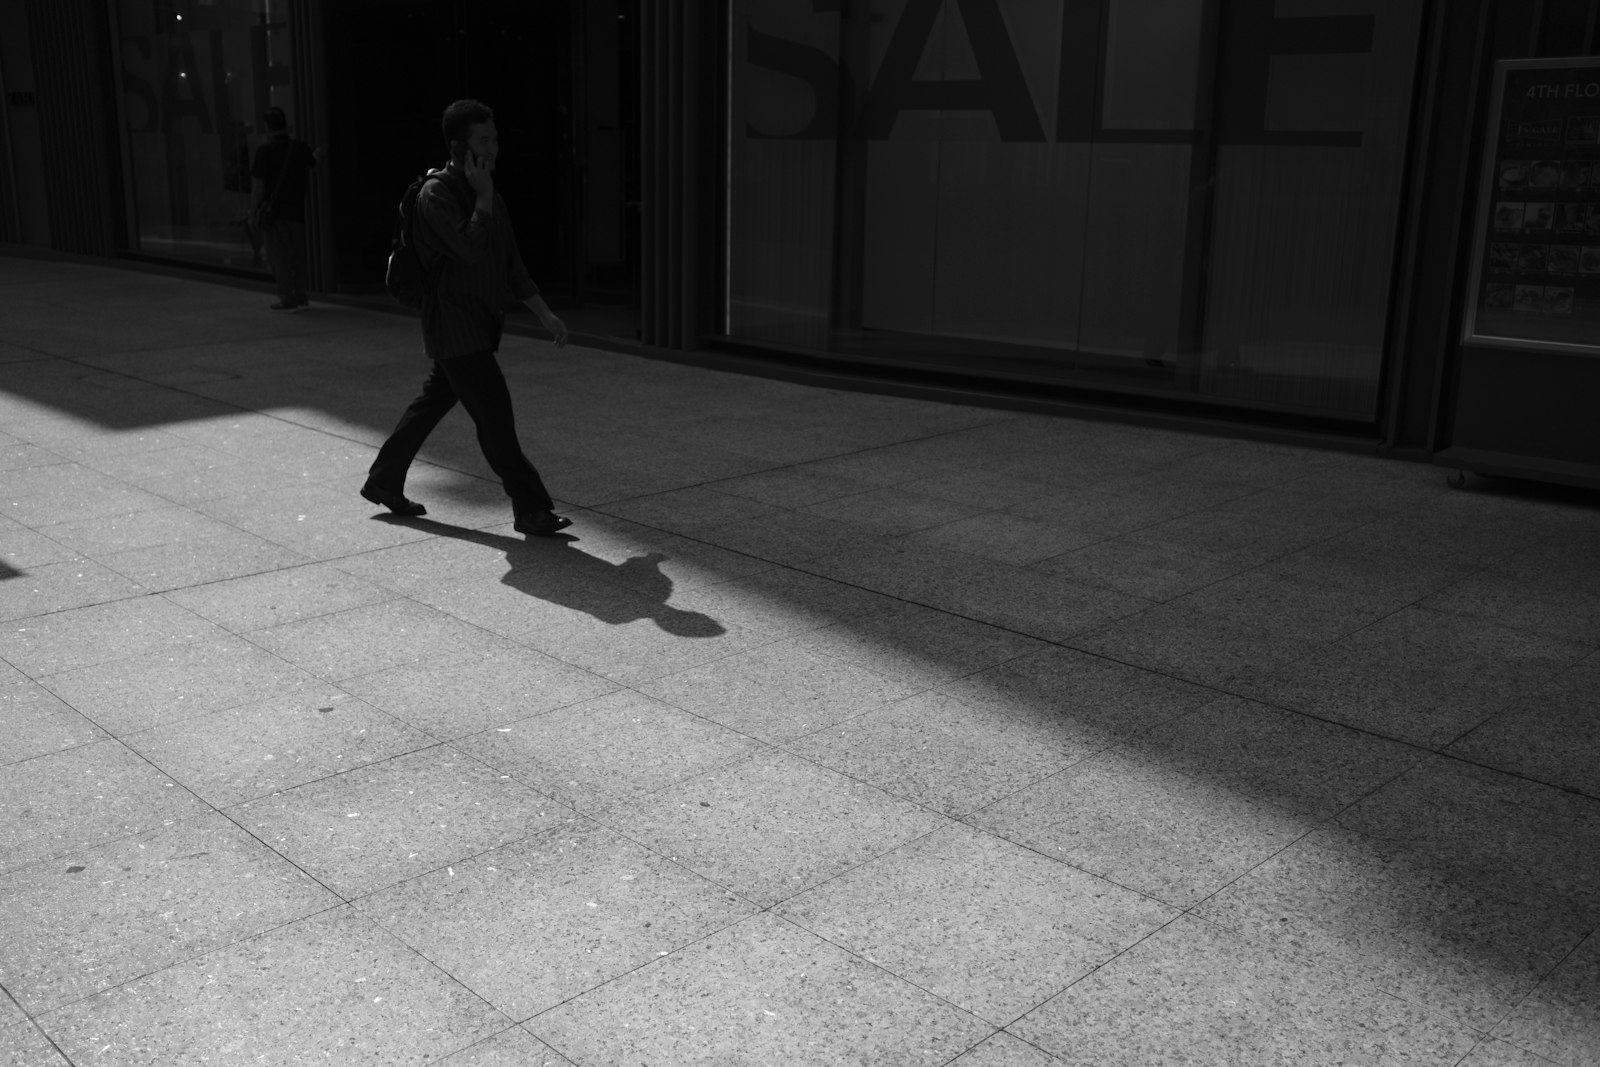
[415,164,540,360]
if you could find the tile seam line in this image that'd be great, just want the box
[1065,642,1599,801]
[18,340,411,453]
[514,749,1191,1032]
[576,434,1269,514]
[47,319,380,364]
[1165,787,1599,1044]
[1470,934,1598,1066]
[567,743,1064,929]
[300,794,589,902]
[9,694,1587,1036]
[514,905,1005,1052]
[766,867,1204,1053]
[10,1016,74,1066]
[757,907,1011,1040]
[571,431,1085,515]
[1113,828,1410,1018]
[590,484,1439,626]
[18,777,1593,1023]
[10,531,1590,803]
[583,697,1261,939]
[970,909,1196,1040]
[0,754,359,972]
[15,898,355,1023]
[114,742,621,912]
[4,572,1584,807]
[44,344,1023,475]
[505,509,1600,801]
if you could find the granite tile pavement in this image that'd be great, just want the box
[3,257,1598,1065]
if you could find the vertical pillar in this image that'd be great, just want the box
[290,0,329,293]
[639,0,711,351]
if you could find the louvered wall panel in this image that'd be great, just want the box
[639,0,707,351]
[26,0,115,256]
[289,0,325,292]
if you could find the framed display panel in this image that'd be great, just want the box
[1463,56,1600,354]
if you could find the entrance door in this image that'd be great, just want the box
[323,0,638,326]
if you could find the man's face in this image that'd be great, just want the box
[461,121,499,172]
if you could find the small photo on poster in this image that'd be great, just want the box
[1498,160,1530,190]
[1488,243,1520,273]
[1585,205,1600,236]
[1514,284,1546,310]
[1546,286,1575,313]
[1515,244,1548,272]
[1567,115,1600,144]
[1496,202,1527,230]
[1548,245,1580,273]
[1525,202,1556,230]
[1484,282,1515,307]
[1529,160,1562,188]
[1557,203,1587,233]
[1579,246,1600,273]
[1562,161,1592,189]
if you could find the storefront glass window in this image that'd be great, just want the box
[114,0,300,269]
[1198,0,1425,418]
[723,0,1426,422]
[727,4,840,349]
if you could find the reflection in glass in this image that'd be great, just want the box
[115,0,298,269]
[723,0,1425,422]
[726,3,839,348]
[1101,0,1203,131]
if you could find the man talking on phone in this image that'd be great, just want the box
[362,98,573,537]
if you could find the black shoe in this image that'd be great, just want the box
[269,300,297,311]
[360,482,426,516]
[514,510,572,537]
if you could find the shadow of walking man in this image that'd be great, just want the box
[385,516,726,637]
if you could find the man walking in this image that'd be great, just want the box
[361,98,572,538]
[250,106,319,310]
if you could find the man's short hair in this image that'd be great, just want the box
[263,106,287,131]
[442,99,494,147]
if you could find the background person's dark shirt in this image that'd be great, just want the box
[250,134,316,222]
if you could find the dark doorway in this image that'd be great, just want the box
[323,0,638,329]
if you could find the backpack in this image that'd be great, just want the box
[385,168,473,308]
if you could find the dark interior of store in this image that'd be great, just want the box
[323,0,639,332]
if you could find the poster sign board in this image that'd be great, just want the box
[1464,57,1600,354]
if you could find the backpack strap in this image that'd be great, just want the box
[257,140,295,220]
[413,168,477,265]
[423,167,475,218]
[410,169,480,298]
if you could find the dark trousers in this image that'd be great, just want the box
[264,219,309,303]
[367,351,555,515]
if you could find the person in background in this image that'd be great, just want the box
[361,98,572,538]
[250,106,321,311]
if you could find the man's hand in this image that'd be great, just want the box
[542,312,569,348]
[462,151,494,211]
[522,295,567,348]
